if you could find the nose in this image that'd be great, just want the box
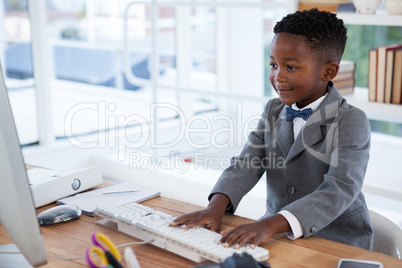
[273,67,286,83]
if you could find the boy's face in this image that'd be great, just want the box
[269,33,329,108]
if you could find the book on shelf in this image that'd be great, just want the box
[299,0,353,4]
[375,44,402,103]
[384,48,402,103]
[333,61,355,95]
[334,70,354,81]
[298,3,355,12]
[333,77,354,88]
[339,60,355,73]
[333,74,355,95]
[391,49,402,104]
[368,49,377,102]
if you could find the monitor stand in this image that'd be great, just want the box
[0,244,33,268]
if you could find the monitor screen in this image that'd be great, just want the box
[0,65,47,266]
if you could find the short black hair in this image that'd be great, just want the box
[273,8,347,63]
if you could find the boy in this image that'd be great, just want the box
[170,8,373,250]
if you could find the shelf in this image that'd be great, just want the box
[337,11,402,26]
[343,87,402,124]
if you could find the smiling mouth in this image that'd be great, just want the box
[276,88,292,93]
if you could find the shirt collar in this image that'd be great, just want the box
[291,93,328,111]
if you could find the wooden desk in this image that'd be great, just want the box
[1,197,401,268]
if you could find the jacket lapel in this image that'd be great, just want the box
[275,106,294,159]
[284,84,343,163]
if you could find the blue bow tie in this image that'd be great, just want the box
[286,107,312,121]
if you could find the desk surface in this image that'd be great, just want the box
[1,196,401,268]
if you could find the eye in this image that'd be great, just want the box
[287,65,296,71]
[270,63,277,69]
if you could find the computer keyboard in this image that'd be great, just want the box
[94,202,269,263]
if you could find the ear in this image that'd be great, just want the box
[321,62,339,82]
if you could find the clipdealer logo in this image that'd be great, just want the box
[63,101,261,161]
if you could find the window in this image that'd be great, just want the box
[4,0,289,154]
[1,0,38,145]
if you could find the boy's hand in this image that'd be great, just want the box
[169,207,223,232]
[219,214,291,248]
[169,193,230,232]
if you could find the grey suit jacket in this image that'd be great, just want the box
[210,83,373,250]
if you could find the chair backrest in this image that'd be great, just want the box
[369,210,402,259]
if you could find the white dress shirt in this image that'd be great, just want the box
[278,93,328,240]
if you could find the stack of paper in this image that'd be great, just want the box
[57,182,161,216]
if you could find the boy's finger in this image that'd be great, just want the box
[220,230,228,236]
[169,213,196,226]
[235,232,254,248]
[221,229,246,247]
[181,218,211,229]
[219,229,232,243]
[250,236,262,248]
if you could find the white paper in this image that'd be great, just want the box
[57,182,160,215]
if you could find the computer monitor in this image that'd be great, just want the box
[0,65,47,266]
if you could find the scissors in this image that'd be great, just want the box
[86,232,123,268]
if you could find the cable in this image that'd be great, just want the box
[46,253,85,261]
[0,251,21,255]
